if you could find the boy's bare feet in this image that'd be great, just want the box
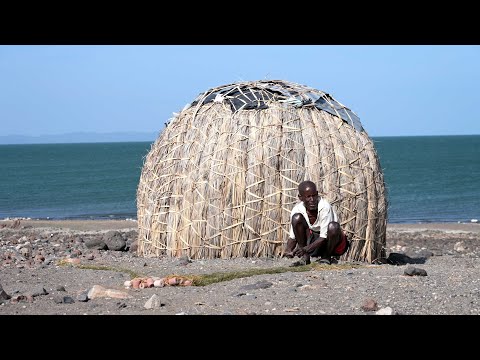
[317,257,331,265]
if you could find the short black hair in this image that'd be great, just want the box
[298,180,317,194]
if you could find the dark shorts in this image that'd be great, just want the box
[308,229,349,257]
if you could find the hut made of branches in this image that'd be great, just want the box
[137,80,387,263]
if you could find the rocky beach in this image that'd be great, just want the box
[1,219,479,315]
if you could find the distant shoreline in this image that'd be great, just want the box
[2,133,479,145]
[0,132,157,145]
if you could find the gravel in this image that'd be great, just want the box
[1,219,479,315]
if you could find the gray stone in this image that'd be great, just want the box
[454,241,466,252]
[404,266,428,276]
[29,285,49,297]
[144,294,164,309]
[84,238,107,250]
[103,231,126,251]
[376,307,396,315]
[63,296,75,304]
[0,283,11,301]
[128,240,138,252]
[76,292,89,302]
[53,295,75,304]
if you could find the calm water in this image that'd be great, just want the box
[374,135,480,223]
[1,136,479,223]
[0,142,152,220]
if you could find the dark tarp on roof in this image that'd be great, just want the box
[185,80,363,132]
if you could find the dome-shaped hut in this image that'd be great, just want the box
[137,80,387,263]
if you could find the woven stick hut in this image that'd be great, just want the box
[137,80,387,263]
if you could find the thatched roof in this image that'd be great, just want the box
[137,80,387,263]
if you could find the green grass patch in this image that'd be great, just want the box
[172,262,365,286]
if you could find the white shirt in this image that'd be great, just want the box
[288,197,338,239]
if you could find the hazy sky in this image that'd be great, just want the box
[1,45,479,138]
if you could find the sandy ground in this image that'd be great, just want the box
[13,219,480,233]
[387,222,480,233]
[1,219,479,315]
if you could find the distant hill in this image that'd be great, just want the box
[0,131,159,145]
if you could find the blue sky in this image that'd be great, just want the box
[1,45,479,138]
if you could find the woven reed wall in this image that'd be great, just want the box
[137,82,387,263]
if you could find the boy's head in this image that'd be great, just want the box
[298,180,319,211]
